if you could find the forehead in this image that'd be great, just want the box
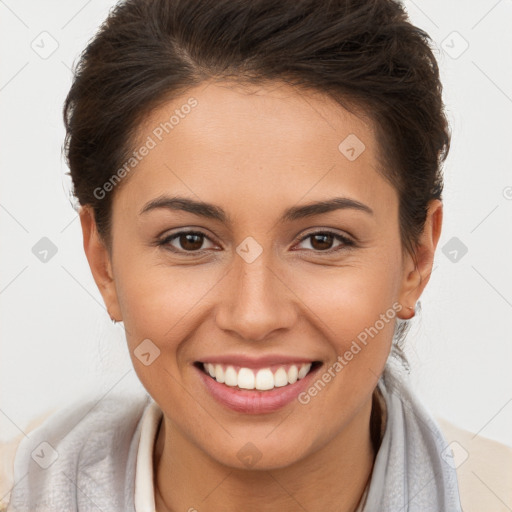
[113,81,394,218]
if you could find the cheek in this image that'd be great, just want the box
[292,258,399,343]
[335,278,397,354]
[113,265,211,398]
[292,268,399,426]
[114,255,223,348]
[285,259,401,409]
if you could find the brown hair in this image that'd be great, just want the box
[63,0,451,361]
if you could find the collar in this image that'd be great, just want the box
[134,398,163,512]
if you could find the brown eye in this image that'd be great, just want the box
[158,231,216,254]
[177,233,204,251]
[310,233,335,251]
[295,231,354,253]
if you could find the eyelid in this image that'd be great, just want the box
[294,227,355,244]
[291,229,355,253]
[157,229,220,252]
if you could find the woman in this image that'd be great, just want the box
[2,0,510,510]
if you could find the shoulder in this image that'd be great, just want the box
[435,415,512,512]
[0,393,151,511]
[0,408,57,511]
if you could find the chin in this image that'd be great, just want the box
[200,429,317,472]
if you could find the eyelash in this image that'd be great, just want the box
[156,229,355,256]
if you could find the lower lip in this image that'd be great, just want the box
[196,364,321,414]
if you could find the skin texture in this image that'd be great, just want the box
[80,81,442,512]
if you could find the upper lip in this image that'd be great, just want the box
[196,354,319,369]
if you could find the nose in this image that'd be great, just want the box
[214,249,297,342]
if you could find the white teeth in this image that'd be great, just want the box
[255,369,274,390]
[298,363,311,379]
[224,366,238,386]
[287,365,298,384]
[274,367,288,387]
[202,362,314,391]
[238,368,255,389]
[214,364,225,383]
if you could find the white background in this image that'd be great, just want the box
[1,0,511,451]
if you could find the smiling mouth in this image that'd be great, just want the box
[195,361,322,391]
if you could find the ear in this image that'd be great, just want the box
[79,205,122,322]
[397,199,443,320]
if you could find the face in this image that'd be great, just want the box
[81,81,440,470]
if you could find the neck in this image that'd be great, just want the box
[153,394,379,512]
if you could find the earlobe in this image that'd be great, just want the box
[397,200,443,320]
[79,206,122,322]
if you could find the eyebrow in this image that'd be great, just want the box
[139,194,374,224]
